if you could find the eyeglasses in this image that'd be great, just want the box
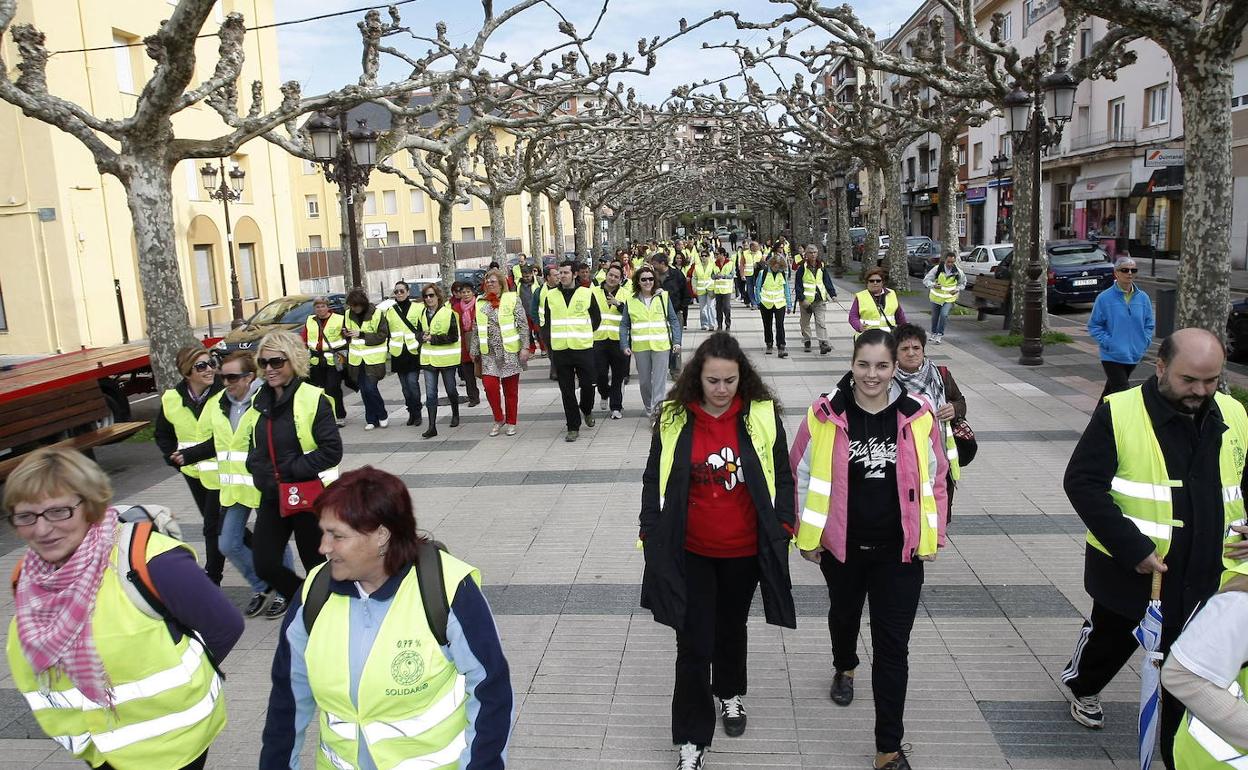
[221,372,250,383]
[9,500,82,528]
[257,356,289,370]
[867,278,884,283]
[1117,267,1138,274]
[191,360,217,372]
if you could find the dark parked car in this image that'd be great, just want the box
[212,293,346,358]
[991,240,1114,310]
[454,268,486,293]
[908,240,944,276]
[1229,298,1248,359]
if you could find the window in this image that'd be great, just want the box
[1145,83,1168,126]
[1079,28,1093,59]
[1000,12,1013,42]
[481,226,492,241]
[185,161,199,202]
[413,229,427,244]
[410,190,425,213]
[958,145,968,166]
[906,157,916,182]
[305,195,319,218]
[383,190,398,215]
[193,245,218,307]
[973,142,983,169]
[1109,97,1126,140]
[309,235,323,249]
[301,159,318,175]
[386,230,399,246]
[928,148,938,169]
[458,199,473,212]
[999,134,1013,161]
[237,243,259,300]
[461,227,475,241]
[363,192,377,216]
[918,151,929,175]
[112,32,140,93]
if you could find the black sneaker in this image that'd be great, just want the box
[244,592,270,618]
[1069,692,1104,729]
[263,595,288,620]
[778,348,789,359]
[583,411,596,428]
[720,695,747,737]
[676,742,706,770]
[765,347,774,355]
[804,340,812,351]
[830,671,854,706]
[820,342,832,355]
[875,746,913,770]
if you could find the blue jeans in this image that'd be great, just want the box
[423,367,459,411]
[357,372,388,425]
[930,302,954,335]
[220,503,292,593]
[396,369,422,416]
[698,293,718,329]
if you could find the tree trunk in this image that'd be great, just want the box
[864,163,881,278]
[938,134,961,258]
[488,198,507,264]
[1008,129,1048,334]
[1175,60,1234,338]
[881,157,910,290]
[835,185,852,278]
[571,199,587,261]
[125,155,199,391]
[527,192,544,256]
[548,194,566,256]
[437,198,455,291]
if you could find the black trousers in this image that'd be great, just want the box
[760,306,786,350]
[96,750,207,770]
[308,360,346,418]
[673,551,760,747]
[1100,361,1137,401]
[253,494,326,600]
[594,339,628,411]
[550,348,596,430]
[183,476,224,585]
[1062,600,1182,769]
[714,294,732,330]
[457,360,481,402]
[819,545,924,754]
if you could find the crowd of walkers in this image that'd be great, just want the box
[4,232,1247,770]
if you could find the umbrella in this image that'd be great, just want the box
[1133,570,1164,770]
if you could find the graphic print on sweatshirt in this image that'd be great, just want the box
[691,446,746,491]
[848,436,897,479]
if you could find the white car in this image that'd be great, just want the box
[875,235,891,262]
[958,243,1014,278]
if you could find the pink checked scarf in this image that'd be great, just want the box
[15,507,120,706]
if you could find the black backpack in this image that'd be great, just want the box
[302,540,452,646]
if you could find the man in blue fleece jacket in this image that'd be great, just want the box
[1088,256,1155,400]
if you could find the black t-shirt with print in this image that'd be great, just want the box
[845,396,904,547]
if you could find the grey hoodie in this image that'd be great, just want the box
[226,378,262,431]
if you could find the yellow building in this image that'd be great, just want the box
[0,0,300,355]
[289,104,581,292]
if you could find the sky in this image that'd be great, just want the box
[273,0,920,106]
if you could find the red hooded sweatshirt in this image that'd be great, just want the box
[685,396,758,558]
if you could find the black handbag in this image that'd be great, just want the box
[950,417,977,467]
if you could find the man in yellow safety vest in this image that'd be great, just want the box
[540,260,601,442]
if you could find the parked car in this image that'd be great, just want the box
[875,234,891,263]
[714,226,731,237]
[454,268,486,293]
[1229,297,1248,360]
[991,240,1114,309]
[212,293,346,358]
[907,239,943,276]
[958,244,1015,279]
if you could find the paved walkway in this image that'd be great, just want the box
[0,283,1149,769]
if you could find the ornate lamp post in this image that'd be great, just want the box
[1004,63,1078,366]
[306,113,380,290]
[200,159,246,324]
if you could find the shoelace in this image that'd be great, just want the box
[677,743,702,769]
[721,696,744,718]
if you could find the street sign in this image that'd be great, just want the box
[1144,148,1184,167]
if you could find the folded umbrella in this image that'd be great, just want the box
[1133,570,1164,770]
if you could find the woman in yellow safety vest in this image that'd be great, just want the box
[343,288,391,430]
[305,296,348,427]
[712,247,735,332]
[154,345,225,584]
[639,332,796,769]
[6,447,243,770]
[754,255,791,357]
[850,267,908,335]
[471,269,531,436]
[260,466,513,770]
[790,329,948,770]
[621,265,683,418]
[416,283,462,439]
[922,251,966,344]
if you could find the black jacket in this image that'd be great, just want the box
[1064,376,1248,624]
[658,268,691,310]
[245,378,343,498]
[639,400,797,631]
[154,380,224,468]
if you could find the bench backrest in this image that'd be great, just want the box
[0,379,109,451]
[972,277,1011,300]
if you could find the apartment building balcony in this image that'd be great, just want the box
[1067,127,1137,152]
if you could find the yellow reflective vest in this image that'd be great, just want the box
[386,301,423,357]
[161,388,218,485]
[305,313,347,367]
[929,270,961,305]
[625,293,671,352]
[476,292,521,355]
[543,286,595,351]
[345,308,389,367]
[206,389,262,509]
[7,529,225,769]
[257,382,341,488]
[301,555,480,770]
[741,251,760,277]
[799,265,829,303]
[855,289,900,332]
[1173,579,1248,769]
[657,400,777,509]
[594,283,632,342]
[416,306,461,368]
[760,272,787,310]
[1093,388,1248,565]
[713,261,735,295]
[693,258,715,295]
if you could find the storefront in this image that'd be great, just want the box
[1129,166,1184,258]
[1071,171,1132,258]
[988,179,1013,243]
[966,185,987,246]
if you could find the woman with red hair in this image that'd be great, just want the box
[261,466,513,770]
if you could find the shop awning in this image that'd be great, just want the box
[1071,172,1132,201]
[1130,166,1185,198]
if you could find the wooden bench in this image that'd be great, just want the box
[0,379,148,481]
[970,277,1012,321]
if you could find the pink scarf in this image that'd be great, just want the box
[458,296,477,332]
[15,507,120,706]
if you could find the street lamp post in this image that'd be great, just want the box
[831,173,846,277]
[200,159,246,325]
[1004,63,1077,366]
[307,113,380,290]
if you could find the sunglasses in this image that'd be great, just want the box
[639,276,655,282]
[867,278,884,283]
[1117,267,1138,274]
[257,356,289,370]
[221,372,251,383]
[393,288,408,294]
[191,360,217,372]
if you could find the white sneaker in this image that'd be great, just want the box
[379,418,389,428]
[933,334,943,344]
[364,423,376,431]
[335,418,346,428]
[676,742,706,770]
[1069,692,1104,729]
[611,410,623,420]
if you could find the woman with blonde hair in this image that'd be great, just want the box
[246,329,342,603]
[5,447,243,769]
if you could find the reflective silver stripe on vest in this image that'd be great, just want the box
[1187,681,1248,767]
[1111,476,1179,502]
[24,638,210,712]
[1224,486,1244,504]
[319,739,357,770]
[89,674,222,754]
[51,732,92,755]
[350,341,389,357]
[219,473,254,485]
[176,442,198,450]
[319,467,341,485]
[216,451,249,462]
[360,676,467,745]
[807,477,831,497]
[801,508,828,528]
[390,732,469,770]
[325,711,358,741]
[1124,515,1177,540]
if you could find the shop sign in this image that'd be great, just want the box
[1144,148,1184,167]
